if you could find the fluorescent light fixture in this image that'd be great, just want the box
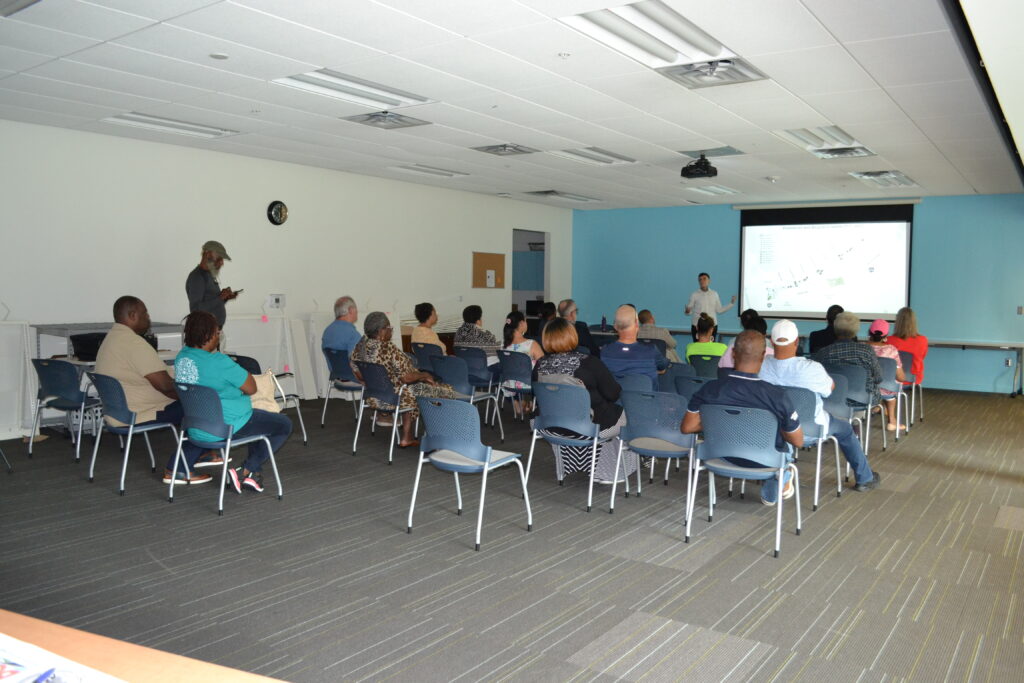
[342,111,431,129]
[679,146,744,159]
[685,184,740,196]
[849,170,918,188]
[776,126,875,158]
[659,58,766,89]
[391,164,468,178]
[560,0,728,69]
[273,69,430,109]
[101,112,238,139]
[523,190,599,202]
[473,143,539,156]
[0,0,41,17]
[548,147,635,166]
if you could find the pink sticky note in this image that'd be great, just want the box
[261,314,269,322]
[283,364,290,372]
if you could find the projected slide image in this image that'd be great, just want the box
[742,221,909,317]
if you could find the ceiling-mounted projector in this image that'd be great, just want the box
[681,153,718,179]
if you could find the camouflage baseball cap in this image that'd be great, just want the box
[202,240,231,260]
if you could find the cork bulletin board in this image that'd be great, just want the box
[471,251,505,288]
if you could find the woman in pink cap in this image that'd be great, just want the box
[866,319,906,431]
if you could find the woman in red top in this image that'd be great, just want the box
[887,307,928,382]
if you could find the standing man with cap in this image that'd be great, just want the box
[186,240,238,328]
[684,272,735,342]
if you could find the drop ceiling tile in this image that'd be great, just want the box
[11,0,152,41]
[0,86,121,118]
[579,69,695,111]
[594,113,705,143]
[724,96,830,130]
[803,89,907,125]
[887,80,988,120]
[721,130,802,156]
[664,0,835,56]
[0,74,169,112]
[83,0,222,22]
[395,123,512,150]
[951,156,1022,192]
[842,120,932,148]
[0,45,53,72]
[112,24,317,80]
[396,38,568,93]
[696,80,795,107]
[748,45,877,96]
[448,92,575,128]
[0,19,99,56]
[513,82,640,122]
[167,3,384,68]
[800,0,950,43]
[133,101,275,134]
[935,137,1013,161]
[376,0,547,37]
[71,43,264,92]
[913,114,1001,142]
[232,0,459,53]
[224,81,377,118]
[0,102,92,128]
[27,58,212,102]
[329,54,485,101]
[845,32,972,88]
[645,96,760,136]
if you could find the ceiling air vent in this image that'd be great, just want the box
[473,143,539,156]
[523,190,599,202]
[342,111,430,129]
[849,170,918,188]
[658,58,767,89]
[777,126,875,159]
[810,146,874,159]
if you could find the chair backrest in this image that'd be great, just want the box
[637,337,668,357]
[897,350,916,383]
[877,356,899,393]
[497,349,533,385]
[175,382,231,441]
[658,362,694,393]
[616,373,654,393]
[227,353,262,375]
[782,386,824,442]
[674,375,712,401]
[823,363,869,406]
[31,358,85,403]
[620,391,690,448]
[353,361,400,406]
[416,397,489,463]
[323,348,358,383]
[717,366,732,379]
[698,404,789,468]
[86,372,135,425]
[574,344,591,355]
[823,372,852,421]
[532,381,598,437]
[690,355,720,378]
[430,355,472,396]
[412,343,444,370]
[454,346,490,381]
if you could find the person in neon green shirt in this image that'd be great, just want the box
[686,313,727,361]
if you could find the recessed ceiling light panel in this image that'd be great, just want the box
[342,111,431,129]
[678,146,744,159]
[523,190,599,202]
[685,184,740,196]
[274,69,431,109]
[548,147,635,166]
[777,126,875,158]
[849,170,918,188]
[658,58,766,89]
[472,143,539,156]
[391,164,468,178]
[100,112,239,139]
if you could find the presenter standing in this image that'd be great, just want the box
[186,240,238,328]
[684,272,735,341]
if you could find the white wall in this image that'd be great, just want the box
[0,120,573,339]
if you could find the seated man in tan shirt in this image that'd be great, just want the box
[94,296,220,484]
[637,309,682,363]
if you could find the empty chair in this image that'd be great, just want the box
[616,391,694,504]
[228,353,307,445]
[86,372,171,495]
[169,382,284,515]
[496,349,534,420]
[674,375,713,401]
[784,386,841,511]
[321,348,363,426]
[689,355,720,378]
[407,397,531,551]
[430,354,504,442]
[29,359,101,462]
[686,405,801,557]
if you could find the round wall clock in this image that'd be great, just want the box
[267,200,288,225]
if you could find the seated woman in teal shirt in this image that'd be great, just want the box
[175,311,292,494]
[685,313,727,362]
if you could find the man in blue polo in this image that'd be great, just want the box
[682,329,803,504]
[759,319,879,491]
[600,304,668,391]
[322,296,360,354]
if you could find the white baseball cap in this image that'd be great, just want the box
[770,319,799,345]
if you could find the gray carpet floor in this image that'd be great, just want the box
[2,389,1024,682]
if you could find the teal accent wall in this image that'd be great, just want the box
[513,250,545,291]
[572,194,1024,393]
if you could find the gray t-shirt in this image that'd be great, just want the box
[185,265,225,326]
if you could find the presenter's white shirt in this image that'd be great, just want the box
[687,289,733,327]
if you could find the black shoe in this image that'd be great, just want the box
[242,471,265,493]
[854,471,881,492]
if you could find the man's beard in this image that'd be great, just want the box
[206,257,221,281]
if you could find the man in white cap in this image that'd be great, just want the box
[186,240,238,327]
[759,319,879,492]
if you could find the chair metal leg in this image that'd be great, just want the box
[74,400,87,463]
[118,429,134,496]
[475,464,489,551]
[168,434,184,502]
[0,446,11,474]
[610,441,624,513]
[918,384,924,421]
[143,432,156,471]
[88,427,103,483]
[685,463,700,543]
[586,437,598,512]
[320,385,331,427]
[352,400,366,455]
[525,432,538,483]
[291,399,308,445]
[407,452,426,532]
[792,463,802,535]
[262,436,283,501]
[813,442,822,511]
[217,445,231,515]
[387,411,400,464]
[454,471,463,515]
[28,404,42,457]
[774,469,784,558]
[514,458,532,531]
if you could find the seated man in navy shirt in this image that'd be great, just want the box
[600,304,668,391]
[682,330,804,504]
[322,295,361,354]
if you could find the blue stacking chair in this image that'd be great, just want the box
[228,354,307,445]
[674,375,713,401]
[321,349,363,427]
[824,364,876,455]
[86,372,173,495]
[637,337,668,357]
[615,373,654,394]
[29,359,101,462]
[496,349,534,420]
[430,355,504,442]
[454,347,499,407]
[614,391,693,511]
[352,360,415,464]
[784,386,841,511]
[689,355,720,378]
[412,342,444,370]
[528,380,623,512]
[408,398,531,551]
[686,405,801,557]
[170,383,283,515]
[658,362,694,393]
[877,356,908,442]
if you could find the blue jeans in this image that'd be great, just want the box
[232,409,293,473]
[827,418,873,485]
[155,401,202,472]
[725,456,793,503]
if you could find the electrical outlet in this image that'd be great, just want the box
[1006,358,1013,367]
[266,293,285,309]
